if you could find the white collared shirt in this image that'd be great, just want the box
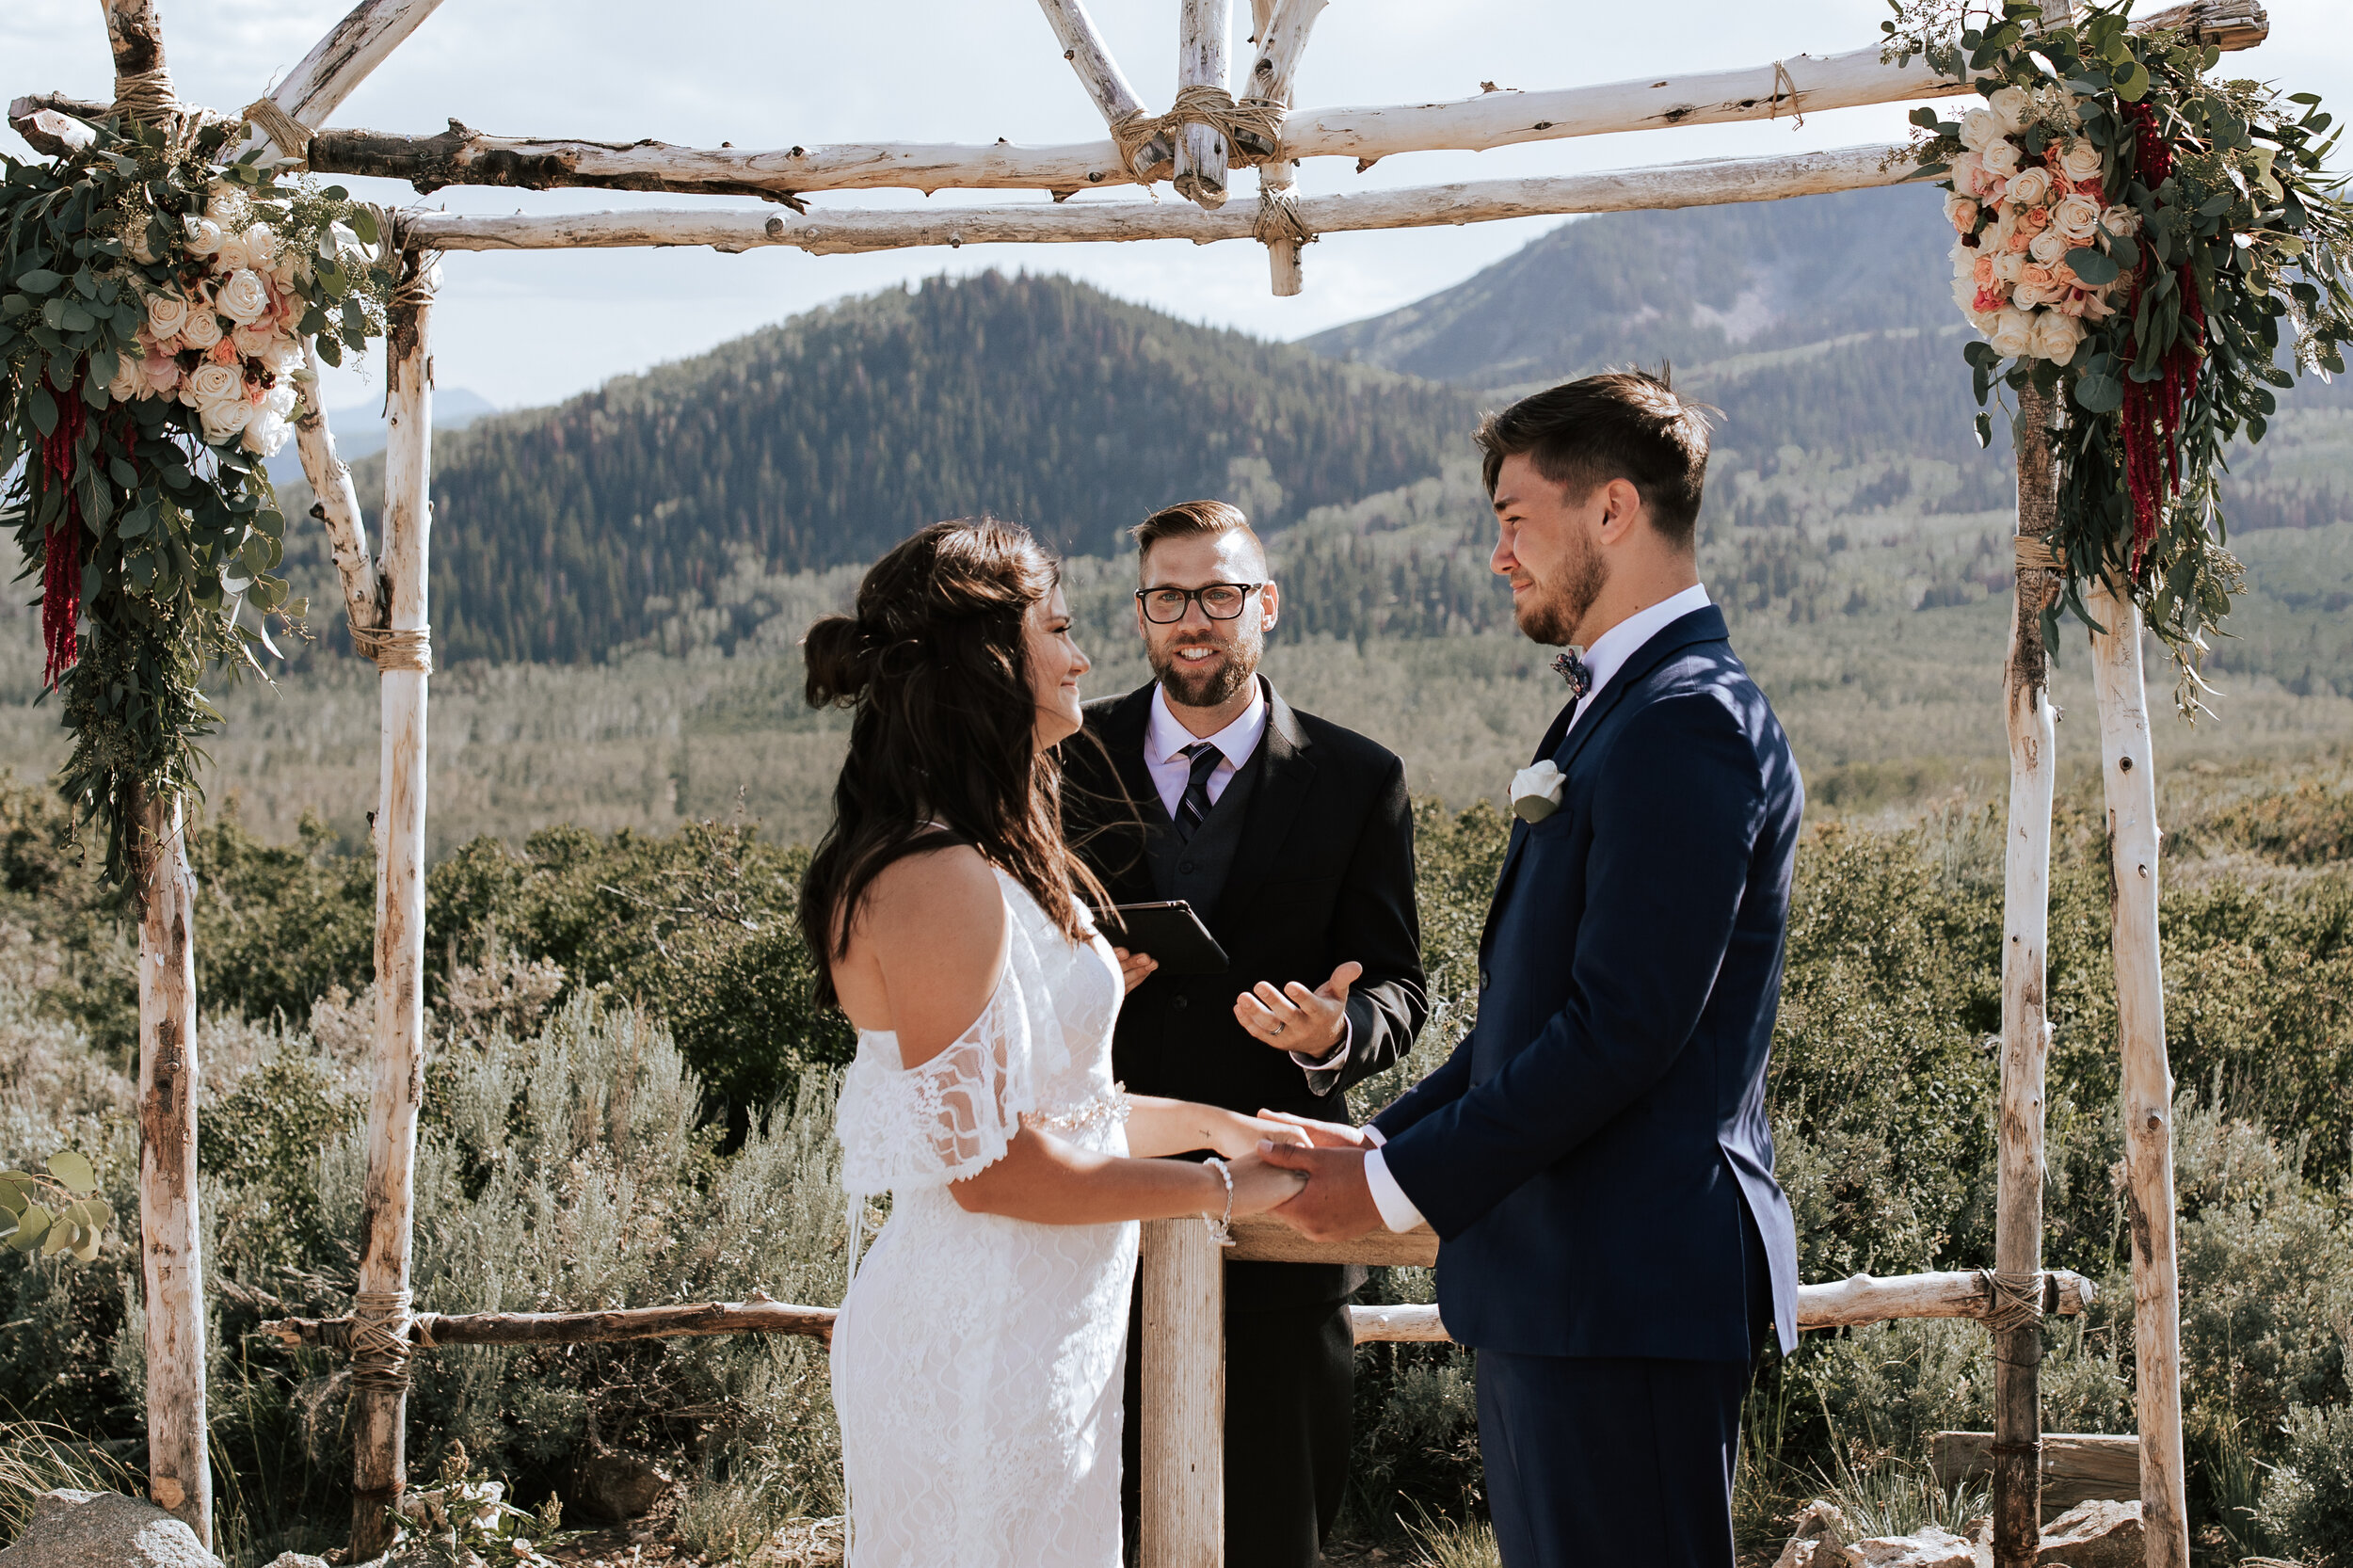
[1360,581,1714,1234]
[1144,680,1268,821]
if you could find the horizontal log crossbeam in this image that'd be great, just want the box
[261,1262,2092,1355]
[279,2,2262,203]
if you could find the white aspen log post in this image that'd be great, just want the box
[132,785,207,1546]
[349,254,436,1561]
[1174,0,1233,211]
[1247,0,1325,295]
[97,3,209,1544]
[1033,0,1170,176]
[291,1,2262,201]
[2086,574,2189,1568]
[404,143,1918,256]
[292,340,382,636]
[1992,382,2060,1568]
[236,0,449,159]
[1140,1218,1223,1568]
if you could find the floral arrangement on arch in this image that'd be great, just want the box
[1890,0,2353,713]
[0,107,396,882]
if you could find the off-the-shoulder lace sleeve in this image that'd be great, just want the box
[837,952,1055,1196]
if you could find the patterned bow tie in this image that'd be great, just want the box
[1552,648,1593,700]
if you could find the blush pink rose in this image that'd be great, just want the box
[2021,205,2051,231]
[1975,287,2008,312]
[142,354,180,393]
[208,339,241,366]
[2008,228,2033,252]
[1973,253,1997,284]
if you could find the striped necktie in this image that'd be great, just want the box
[1174,742,1224,842]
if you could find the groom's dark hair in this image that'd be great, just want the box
[1475,367,1715,550]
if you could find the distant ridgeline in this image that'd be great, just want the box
[291,188,2347,670]
[337,273,1474,665]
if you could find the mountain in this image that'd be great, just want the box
[263,389,496,485]
[323,273,1477,666]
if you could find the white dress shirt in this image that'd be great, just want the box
[1362,584,1715,1233]
[1141,680,1349,1085]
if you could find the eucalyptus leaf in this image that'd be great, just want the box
[2065,248,2121,286]
[46,1151,96,1197]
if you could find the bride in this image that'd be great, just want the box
[801,518,1308,1567]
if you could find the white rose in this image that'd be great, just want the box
[179,308,224,351]
[1989,308,2036,360]
[2029,228,2070,265]
[2009,281,2048,310]
[200,396,256,444]
[185,361,246,410]
[181,216,223,257]
[1983,138,2023,176]
[1951,274,1980,312]
[2044,86,2085,128]
[211,233,252,275]
[2101,203,2140,238]
[1960,108,2003,152]
[232,322,279,359]
[1510,760,1566,824]
[240,224,278,271]
[261,336,304,376]
[1950,151,1985,188]
[1970,307,2004,336]
[204,184,246,227]
[2057,139,2105,184]
[216,268,274,326]
[106,351,146,404]
[145,292,192,340]
[2006,167,2053,207]
[2031,310,2085,364]
[241,411,292,457]
[1993,249,2026,285]
[264,381,298,420]
[2053,195,2103,244]
[1988,86,2034,133]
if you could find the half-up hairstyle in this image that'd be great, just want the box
[799,518,1108,1006]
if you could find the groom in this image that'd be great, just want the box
[1262,371,1803,1566]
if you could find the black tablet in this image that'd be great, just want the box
[1102,901,1230,975]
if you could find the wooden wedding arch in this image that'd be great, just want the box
[10,0,2278,1562]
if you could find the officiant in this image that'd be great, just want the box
[1062,499,1427,1568]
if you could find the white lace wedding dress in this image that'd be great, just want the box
[831,866,1137,1568]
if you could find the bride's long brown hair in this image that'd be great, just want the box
[798,518,1109,1006]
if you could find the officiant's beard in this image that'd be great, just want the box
[1150,625,1261,711]
[1515,526,1609,648]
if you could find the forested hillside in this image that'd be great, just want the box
[326,273,1476,665]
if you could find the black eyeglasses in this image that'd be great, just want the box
[1135,583,1266,624]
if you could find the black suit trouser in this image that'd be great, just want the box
[1121,1278,1353,1568]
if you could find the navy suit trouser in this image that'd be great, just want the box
[1473,1217,1769,1567]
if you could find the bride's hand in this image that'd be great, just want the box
[1209,1110,1310,1160]
[1219,1150,1308,1217]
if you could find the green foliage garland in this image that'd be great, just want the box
[0,109,394,882]
[1890,0,2353,713]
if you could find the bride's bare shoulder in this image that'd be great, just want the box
[845,844,1009,1057]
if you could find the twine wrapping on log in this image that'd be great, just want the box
[349,1288,416,1389]
[240,98,312,164]
[2014,536,2063,609]
[1980,1269,2047,1334]
[1253,184,1314,249]
[111,69,179,126]
[1769,61,1805,129]
[1111,88,1288,178]
[350,624,433,674]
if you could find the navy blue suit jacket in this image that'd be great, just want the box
[1373,605,1803,1362]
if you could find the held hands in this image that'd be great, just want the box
[1208,1110,1312,1161]
[1234,961,1363,1060]
[1253,1109,1370,1150]
[1220,1148,1309,1217]
[1257,1141,1385,1242]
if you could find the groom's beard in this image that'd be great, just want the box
[1150,626,1261,710]
[1514,529,1609,647]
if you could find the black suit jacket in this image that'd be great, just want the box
[1064,680,1428,1305]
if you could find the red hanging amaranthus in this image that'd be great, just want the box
[36,388,87,691]
[2118,102,2206,576]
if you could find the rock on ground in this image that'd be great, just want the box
[0,1490,218,1567]
[2031,1499,2142,1567]
[261,1555,329,1568]
[748,1515,845,1567]
[567,1450,674,1523]
[1842,1525,1977,1568]
[1771,1499,1854,1568]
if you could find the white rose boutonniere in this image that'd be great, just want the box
[1511,760,1566,824]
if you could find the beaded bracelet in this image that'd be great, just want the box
[1202,1157,1236,1248]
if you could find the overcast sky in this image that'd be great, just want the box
[10,0,2349,410]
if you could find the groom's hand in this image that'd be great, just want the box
[1235,961,1362,1060]
[1254,1109,1369,1150]
[1257,1142,1383,1242]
